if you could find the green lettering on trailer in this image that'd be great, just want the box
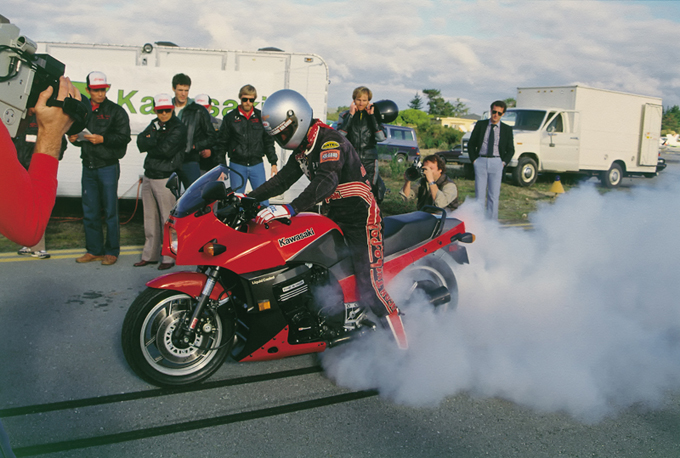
[140,96,155,115]
[117,90,138,114]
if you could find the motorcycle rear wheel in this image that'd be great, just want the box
[391,254,458,312]
[122,287,235,387]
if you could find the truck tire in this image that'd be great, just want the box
[600,163,623,188]
[512,157,538,187]
[396,153,408,164]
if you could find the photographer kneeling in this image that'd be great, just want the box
[400,154,459,211]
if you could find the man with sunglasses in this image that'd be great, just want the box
[68,71,131,266]
[216,84,278,205]
[468,100,514,220]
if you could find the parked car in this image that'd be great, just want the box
[435,144,462,163]
[377,125,420,163]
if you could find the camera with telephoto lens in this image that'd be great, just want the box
[0,15,89,137]
[405,158,424,181]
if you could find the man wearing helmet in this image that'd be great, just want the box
[248,89,407,349]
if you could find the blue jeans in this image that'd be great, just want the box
[178,161,201,191]
[229,162,269,206]
[82,163,120,256]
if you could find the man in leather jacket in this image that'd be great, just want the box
[135,93,187,271]
[216,84,278,205]
[248,89,407,349]
[68,71,131,266]
[336,86,386,202]
[171,73,216,189]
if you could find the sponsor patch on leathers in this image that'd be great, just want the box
[321,141,339,149]
[320,150,340,163]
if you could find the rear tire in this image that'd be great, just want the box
[121,288,235,387]
[389,255,458,313]
[396,153,408,164]
[600,163,623,188]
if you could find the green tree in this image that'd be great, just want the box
[326,105,349,122]
[395,108,430,127]
[504,97,517,108]
[408,93,423,110]
[421,89,470,117]
[662,105,680,134]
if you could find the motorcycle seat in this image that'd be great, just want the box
[383,211,438,257]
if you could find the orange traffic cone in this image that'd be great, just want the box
[549,175,565,194]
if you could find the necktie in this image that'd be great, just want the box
[488,124,495,157]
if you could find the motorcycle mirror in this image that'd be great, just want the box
[166,173,181,199]
[201,181,229,203]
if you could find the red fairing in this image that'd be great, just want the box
[238,326,326,362]
[163,211,341,273]
[146,271,226,299]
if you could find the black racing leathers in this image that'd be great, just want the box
[176,101,216,164]
[137,114,187,179]
[248,122,398,319]
[73,97,131,169]
[216,107,277,167]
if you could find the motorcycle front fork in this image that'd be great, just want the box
[174,266,226,344]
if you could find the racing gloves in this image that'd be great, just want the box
[255,204,296,225]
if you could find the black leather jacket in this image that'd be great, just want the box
[337,109,386,161]
[175,100,217,164]
[72,98,131,169]
[137,114,187,179]
[216,107,277,167]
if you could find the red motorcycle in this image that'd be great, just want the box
[121,165,474,387]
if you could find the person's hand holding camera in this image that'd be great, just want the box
[35,76,81,160]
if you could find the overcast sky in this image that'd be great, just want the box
[4,0,680,115]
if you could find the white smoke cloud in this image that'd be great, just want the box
[321,178,680,422]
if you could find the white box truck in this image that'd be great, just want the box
[36,41,330,202]
[505,85,665,187]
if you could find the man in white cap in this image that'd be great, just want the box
[69,71,131,266]
[194,94,223,173]
[134,94,187,271]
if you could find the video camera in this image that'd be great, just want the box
[0,15,88,137]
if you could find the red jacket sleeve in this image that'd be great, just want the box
[0,122,58,246]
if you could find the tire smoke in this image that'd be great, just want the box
[321,179,680,422]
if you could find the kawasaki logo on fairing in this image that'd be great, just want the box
[277,228,315,247]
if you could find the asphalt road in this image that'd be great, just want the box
[1,155,680,457]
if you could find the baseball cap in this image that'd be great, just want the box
[194,94,211,109]
[153,93,174,111]
[87,71,111,89]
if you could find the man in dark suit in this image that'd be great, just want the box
[468,100,514,220]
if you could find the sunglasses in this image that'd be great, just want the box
[156,108,172,114]
[241,97,255,103]
[492,110,504,116]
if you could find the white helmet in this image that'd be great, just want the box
[262,89,313,150]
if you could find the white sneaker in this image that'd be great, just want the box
[17,247,32,256]
[31,250,51,259]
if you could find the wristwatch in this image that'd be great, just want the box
[429,181,436,186]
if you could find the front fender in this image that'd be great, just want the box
[146,271,226,300]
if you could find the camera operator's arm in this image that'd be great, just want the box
[399,173,415,201]
[0,77,80,246]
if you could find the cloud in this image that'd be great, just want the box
[4,0,680,113]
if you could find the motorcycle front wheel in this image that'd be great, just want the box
[121,287,235,387]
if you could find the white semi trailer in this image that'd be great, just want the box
[36,41,330,201]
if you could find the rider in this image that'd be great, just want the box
[247,89,407,349]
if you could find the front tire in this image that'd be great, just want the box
[512,157,538,187]
[121,288,235,387]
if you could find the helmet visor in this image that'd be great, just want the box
[267,110,299,148]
